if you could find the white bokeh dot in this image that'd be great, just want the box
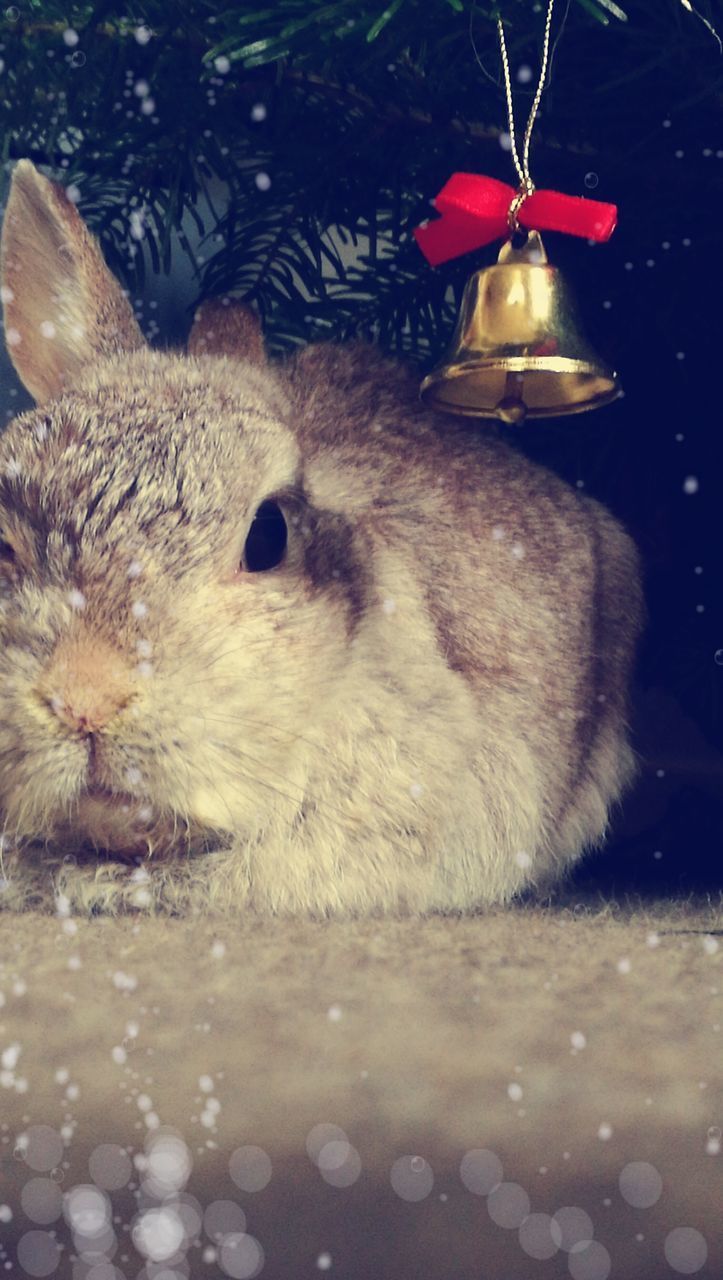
[487,1182,530,1228]
[229,1145,272,1192]
[143,1133,192,1196]
[63,1183,111,1237]
[16,1229,62,1277]
[154,1193,200,1248]
[20,1178,62,1225]
[67,588,86,611]
[306,1124,348,1164]
[23,1126,64,1173]
[664,1227,708,1274]
[317,1140,351,1172]
[568,1240,612,1280]
[84,1264,121,1280]
[619,1161,663,1208]
[203,1199,247,1241]
[518,1211,561,1259]
[132,1205,185,1262]
[219,1231,264,1278]
[553,1206,594,1252]
[459,1148,503,1196]
[319,1142,361,1187]
[390,1155,433,1201]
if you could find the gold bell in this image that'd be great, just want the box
[420,230,621,423]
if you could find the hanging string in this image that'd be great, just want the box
[678,0,722,53]
[497,0,556,230]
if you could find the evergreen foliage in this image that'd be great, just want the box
[0,1,719,357]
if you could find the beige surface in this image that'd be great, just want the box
[0,897,722,1279]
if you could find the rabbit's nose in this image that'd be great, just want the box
[38,633,134,734]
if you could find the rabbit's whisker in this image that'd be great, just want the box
[190,711,339,761]
[212,739,422,865]
[196,711,399,823]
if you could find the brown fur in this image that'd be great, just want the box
[189,295,267,364]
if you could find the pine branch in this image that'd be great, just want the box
[0,0,720,360]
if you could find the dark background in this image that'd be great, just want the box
[0,1,721,897]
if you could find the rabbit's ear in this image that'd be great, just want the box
[187,298,267,365]
[0,160,146,404]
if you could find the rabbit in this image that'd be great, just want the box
[0,159,644,918]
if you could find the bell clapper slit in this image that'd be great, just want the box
[418,0,622,423]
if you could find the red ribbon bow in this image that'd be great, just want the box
[413,173,617,267]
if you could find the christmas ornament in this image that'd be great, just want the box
[414,0,621,423]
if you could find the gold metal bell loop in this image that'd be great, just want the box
[419,230,622,422]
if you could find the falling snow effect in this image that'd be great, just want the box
[0,18,719,1279]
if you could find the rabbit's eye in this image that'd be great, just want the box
[0,536,15,566]
[242,500,287,572]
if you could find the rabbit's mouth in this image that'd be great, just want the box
[56,786,215,864]
[69,787,162,859]
[83,786,145,809]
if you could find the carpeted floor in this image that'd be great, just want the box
[0,895,722,1279]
